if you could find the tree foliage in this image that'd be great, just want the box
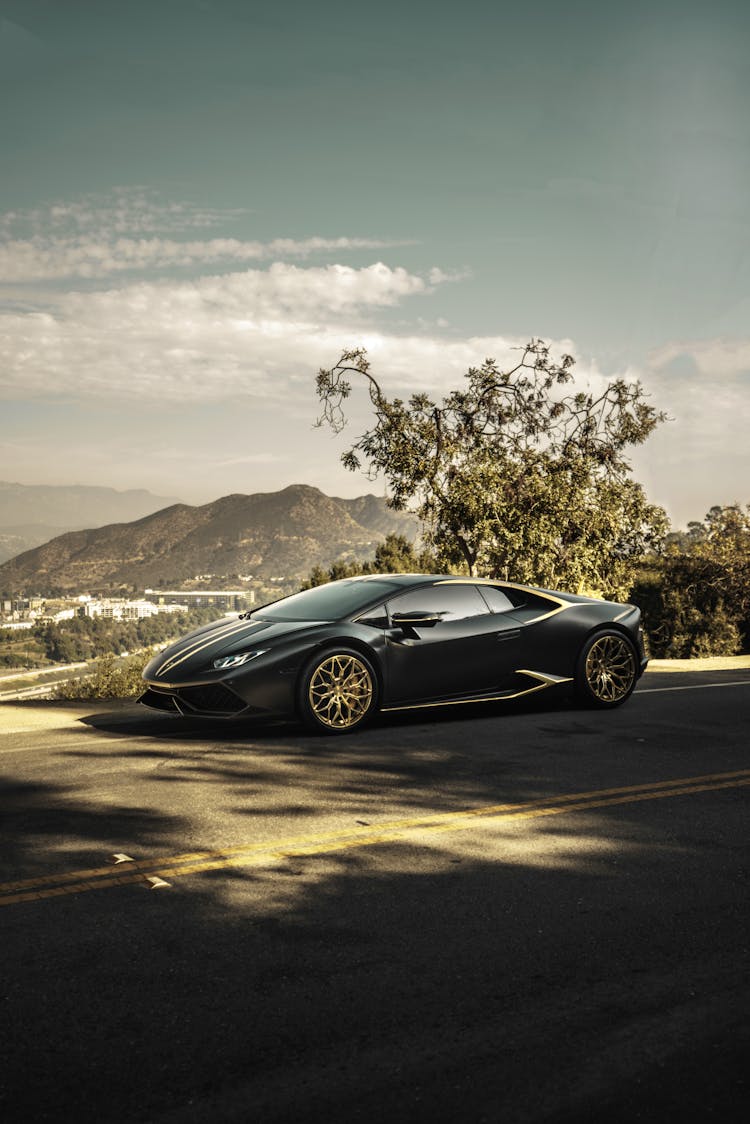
[301,533,439,589]
[632,504,750,657]
[0,606,219,669]
[316,340,667,598]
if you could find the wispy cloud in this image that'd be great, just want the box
[0,188,244,238]
[0,189,411,280]
[0,235,413,282]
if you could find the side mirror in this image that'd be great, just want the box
[391,610,441,630]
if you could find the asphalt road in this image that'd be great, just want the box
[1,666,748,1123]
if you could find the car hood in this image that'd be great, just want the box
[143,614,323,682]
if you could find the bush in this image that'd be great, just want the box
[630,565,744,658]
[53,654,148,700]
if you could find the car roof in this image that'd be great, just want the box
[347,573,508,587]
[346,573,584,604]
[346,573,467,588]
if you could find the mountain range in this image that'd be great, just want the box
[0,481,178,564]
[0,485,420,594]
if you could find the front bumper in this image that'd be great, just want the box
[139,681,257,718]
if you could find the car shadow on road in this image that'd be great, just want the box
[77,689,577,740]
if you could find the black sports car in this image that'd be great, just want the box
[140,575,647,733]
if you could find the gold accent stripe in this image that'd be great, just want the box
[381,669,573,712]
[2,769,748,907]
[613,606,637,622]
[157,618,254,677]
[519,602,572,624]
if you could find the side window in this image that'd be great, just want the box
[502,587,561,615]
[356,603,389,629]
[478,586,516,614]
[388,584,489,622]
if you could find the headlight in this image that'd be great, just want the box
[213,650,268,670]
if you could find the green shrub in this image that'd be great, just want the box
[630,578,744,659]
[53,654,148,700]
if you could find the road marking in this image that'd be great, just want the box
[2,768,749,907]
[638,680,750,694]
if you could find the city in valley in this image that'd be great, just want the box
[1,586,252,630]
[0,586,255,699]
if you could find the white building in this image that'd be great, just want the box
[144,589,252,611]
[82,599,176,620]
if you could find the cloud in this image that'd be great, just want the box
[0,262,455,402]
[3,192,744,524]
[0,254,586,409]
[0,192,471,405]
[649,336,750,380]
[643,335,750,459]
[0,189,410,280]
[623,336,750,524]
[0,187,647,419]
[0,188,243,238]
[0,235,412,282]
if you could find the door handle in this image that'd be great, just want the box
[496,630,520,642]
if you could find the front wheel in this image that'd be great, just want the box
[574,630,638,708]
[298,648,378,734]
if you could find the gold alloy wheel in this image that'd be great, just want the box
[584,634,636,703]
[308,653,374,729]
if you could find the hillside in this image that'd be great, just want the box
[0,482,179,563]
[0,485,420,594]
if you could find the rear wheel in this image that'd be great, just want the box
[575,630,638,708]
[298,648,378,734]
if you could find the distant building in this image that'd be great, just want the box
[81,599,183,621]
[144,589,253,611]
[0,595,45,625]
[36,608,76,623]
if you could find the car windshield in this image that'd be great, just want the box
[255,579,401,621]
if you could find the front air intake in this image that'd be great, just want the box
[177,683,246,715]
[139,688,181,713]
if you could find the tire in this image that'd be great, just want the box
[298,647,379,734]
[574,630,638,708]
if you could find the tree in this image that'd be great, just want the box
[370,533,439,574]
[301,533,440,589]
[316,340,668,599]
[692,504,750,619]
[633,504,750,656]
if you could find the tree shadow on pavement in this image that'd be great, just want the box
[1,806,747,1124]
[1,686,748,1123]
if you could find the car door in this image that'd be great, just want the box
[384,582,521,704]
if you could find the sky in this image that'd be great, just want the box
[1,0,749,529]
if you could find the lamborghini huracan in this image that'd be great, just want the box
[139,575,647,733]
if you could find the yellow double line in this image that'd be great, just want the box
[2,768,749,908]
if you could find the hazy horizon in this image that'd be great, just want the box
[2,0,749,530]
